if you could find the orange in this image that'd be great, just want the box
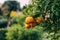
[25,22,36,28]
[25,24,31,28]
[29,22,36,27]
[25,16,35,24]
[36,17,42,23]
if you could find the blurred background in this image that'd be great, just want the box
[0,0,60,40]
[0,0,31,8]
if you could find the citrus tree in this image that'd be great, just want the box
[22,0,60,40]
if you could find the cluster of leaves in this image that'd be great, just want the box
[12,15,26,26]
[6,24,43,40]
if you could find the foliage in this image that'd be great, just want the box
[22,0,60,40]
[6,24,43,40]
[0,0,60,40]
[15,15,26,26]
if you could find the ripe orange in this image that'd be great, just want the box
[25,22,36,28]
[25,16,35,24]
[25,24,31,28]
[30,21,36,27]
[36,17,42,23]
[30,22,36,27]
